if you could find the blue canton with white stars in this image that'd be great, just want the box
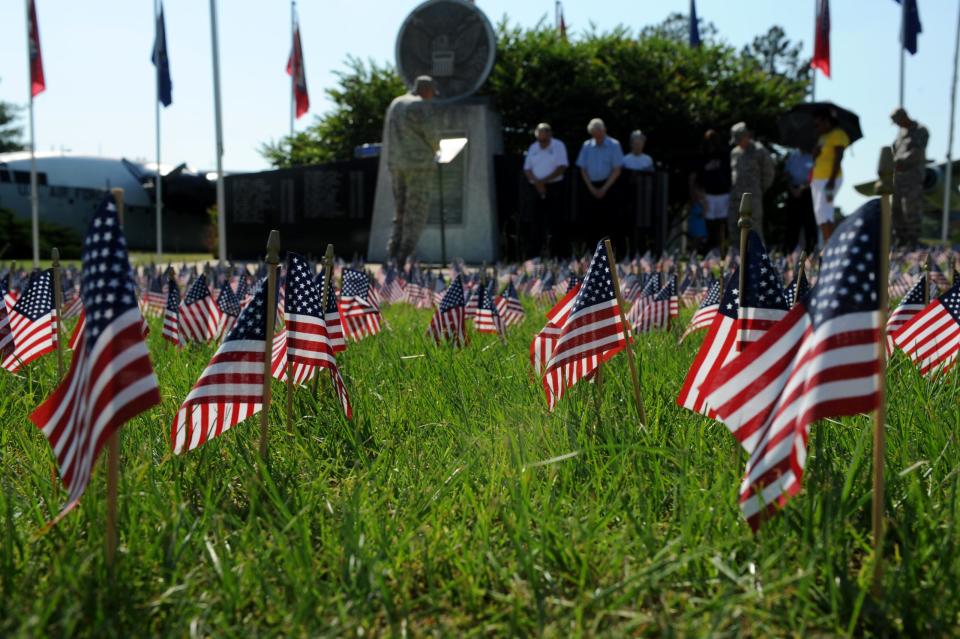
[439,276,466,312]
[572,241,616,314]
[165,280,181,312]
[719,268,741,319]
[479,281,499,313]
[313,271,338,313]
[936,281,960,323]
[341,268,370,300]
[183,274,211,306]
[741,230,787,310]
[225,277,269,342]
[79,194,138,342]
[699,280,721,309]
[806,198,880,327]
[14,269,53,321]
[898,274,927,306]
[216,281,241,317]
[640,273,660,298]
[654,275,676,302]
[287,253,323,318]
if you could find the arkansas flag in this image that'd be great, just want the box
[28,0,45,96]
[287,23,309,119]
[811,0,830,77]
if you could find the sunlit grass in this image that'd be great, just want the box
[2,301,959,636]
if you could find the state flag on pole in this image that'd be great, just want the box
[811,0,830,78]
[152,2,172,107]
[28,0,45,97]
[30,194,160,516]
[287,22,309,118]
[701,199,883,531]
[897,0,922,55]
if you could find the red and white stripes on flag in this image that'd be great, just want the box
[0,299,14,360]
[530,284,580,376]
[885,275,927,356]
[179,276,220,344]
[892,282,960,377]
[680,280,721,342]
[1,271,57,373]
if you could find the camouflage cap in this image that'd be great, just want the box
[729,122,750,144]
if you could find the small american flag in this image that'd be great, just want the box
[495,280,525,327]
[313,271,346,352]
[285,253,352,417]
[626,273,660,325]
[530,283,580,377]
[428,275,467,346]
[701,199,883,530]
[885,274,927,356]
[680,279,721,342]
[339,268,382,341]
[179,274,220,344]
[738,231,788,350]
[893,280,960,377]
[542,240,628,410]
[162,278,181,345]
[171,276,270,454]
[783,268,810,308]
[1,269,56,373]
[0,291,13,360]
[676,268,740,416]
[30,194,160,515]
[473,280,505,336]
[635,275,678,333]
[144,275,166,316]
[215,280,242,340]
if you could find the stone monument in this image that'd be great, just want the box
[367,0,502,263]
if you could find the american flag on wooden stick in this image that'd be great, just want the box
[542,240,629,410]
[0,290,13,360]
[783,268,810,308]
[30,194,160,515]
[271,328,316,386]
[676,269,740,416]
[701,199,883,531]
[680,279,721,342]
[530,283,580,377]
[144,275,166,316]
[162,278,181,345]
[885,274,927,356]
[1,269,56,373]
[893,280,960,377]
[473,280,505,336]
[179,274,219,344]
[738,231,789,350]
[428,275,467,346]
[215,281,242,341]
[496,279,525,327]
[314,270,346,352]
[171,276,270,454]
[635,275,678,333]
[339,268,382,340]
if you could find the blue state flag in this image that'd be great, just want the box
[152,3,172,106]
[689,0,701,48]
[895,0,922,55]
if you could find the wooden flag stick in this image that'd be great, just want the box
[792,250,807,308]
[923,253,932,306]
[51,247,63,379]
[872,147,894,593]
[105,187,125,571]
[737,193,753,314]
[603,239,647,426]
[259,230,281,460]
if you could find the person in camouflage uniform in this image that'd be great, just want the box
[727,122,775,243]
[385,76,439,263]
[891,108,929,248]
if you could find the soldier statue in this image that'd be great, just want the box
[890,107,929,248]
[385,75,439,264]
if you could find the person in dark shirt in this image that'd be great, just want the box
[689,129,731,253]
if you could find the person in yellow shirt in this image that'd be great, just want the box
[810,106,849,244]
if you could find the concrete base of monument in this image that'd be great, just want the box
[366,99,504,263]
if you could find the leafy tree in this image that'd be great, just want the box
[0,80,24,153]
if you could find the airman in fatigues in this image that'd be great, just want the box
[891,108,929,248]
[728,122,775,242]
[385,76,438,264]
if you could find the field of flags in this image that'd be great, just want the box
[6,176,960,632]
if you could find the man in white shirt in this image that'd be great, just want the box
[522,123,569,257]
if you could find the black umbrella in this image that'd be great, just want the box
[777,102,863,152]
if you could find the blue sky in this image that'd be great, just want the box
[0,0,956,214]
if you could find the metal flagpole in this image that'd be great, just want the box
[209,0,227,262]
[26,0,39,268]
[290,0,295,140]
[899,0,906,108]
[943,0,960,244]
[155,0,163,260]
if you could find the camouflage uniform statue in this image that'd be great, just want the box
[891,114,929,247]
[385,77,438,263]
[728,124,775,242]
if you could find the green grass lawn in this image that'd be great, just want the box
[3,301,960,637]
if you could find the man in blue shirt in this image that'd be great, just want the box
[576,118,624,251]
